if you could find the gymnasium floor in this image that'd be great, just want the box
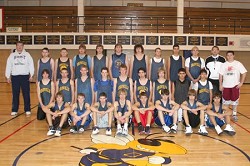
[0,83,249,166]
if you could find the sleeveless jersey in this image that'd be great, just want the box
[111,53,126,78]
[93,55,106,81]
[197,81,210,105]
[159,99,171,110]
[95,80,113,103]
[135,79,151,101]
[139,100,149,109]
[212,103,223,114]
[75,55,89,79]
[57,58,71,80]
[189,57,201,80]
[77,77,92,105]
[39,80,51,106]
[154,79,169,102]
[52,101,65,112]
[170,56,182,82]
[150,58,164,82]
[187,100,198,112]
[38,58,52,81]
[75,102,86,116]
[174,79,190,104]
[116,77,131,101]
[58,79,72,103]
[117,100,128,115]
[98,102,108,111]
[132,55,146,81]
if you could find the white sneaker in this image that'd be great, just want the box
[25,111,31,115]
[11,112,17,116]
[170,124,178,133]
[92,127,99,135]
[224,124,236,136]
[54,128,61,137]
[215,125,223,135]
[122,128,128,136]
[106,127,112,136]
[116,128,122,135]
[185,126,193,136]
[78,126,84,133]
[198,125,208,136]
[162,125,170,133]
[232,115,238,122]
[47,126,55,136]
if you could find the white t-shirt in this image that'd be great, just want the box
[185,56,205,68]
[219,60,247,88]
[171,55,180,60]
[193,80,213,91]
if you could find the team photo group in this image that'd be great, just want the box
[5,41,247,137]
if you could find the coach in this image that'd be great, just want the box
[5,41,34,116]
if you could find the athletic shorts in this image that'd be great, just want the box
[155,113,173,127]
[133,110,154,127]
[206,116,225,128]
[183,111,200,128]
[52,116,70,129]
[222,86,239,102]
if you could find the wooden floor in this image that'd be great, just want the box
[0,83,249,166]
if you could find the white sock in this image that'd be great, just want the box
[146,124,150,127]
[178,108,183,121]
[232,105,237,115]
[124,123,128,129]
[117,124,122,129]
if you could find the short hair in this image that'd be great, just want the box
[16,41,24,46]
[41,69,50,77]
[60,68,68,72]
[213,92,222,99]
[134,44,144,54]
[191,46,199,51]
[157,67,166,75]
[139,91,147,98]
[96,44,104,49]
[200,69,207,75]
[118,89,127,97]
[61,48,68,51]
[173,44,179,49]
[120,64,127,70]
[226,51,234,55]
[55,91,64,100]
[99,92,107,98]
[188,89,196,97]
[42,47,49,52]
[160,89,169,96]
[80,65,88,70]
[212,46,219,50]
[77,93,85,98]
[155,47,161,52]
[137,67,146,73]
[115,43,123,49]
[101,67,109,72]
[79,44,86,50]
[178,68,186,73]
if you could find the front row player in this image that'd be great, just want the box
[69,93,92,133]
[91,92,114,135]
[206,93,236,136]
[181,89,208,136]
[132,92,155,135]
[114,89,132,136]
[155,89,179,133]
[42,92,70,136]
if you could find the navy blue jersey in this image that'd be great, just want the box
[77,77,92,105]
[51,101,66,112]
[170,56,182,82]
[187,100,198,113]
[94,79,113,103]
[197,81,210,105]
[117,100,128,115]
[98,102,108,111]
[159,99,171,110]
[154,79,169,102]
[212,103,223,114]
[132,55,147,81]
[39,80,51,106]
[150,58,164,82]
[135,79,151,101]
[139,100,149,109]
[115,77,131,101]
[93,55,106,81]
[189,57,201,80]
[75,102,86,116]
[174,79,190,104]
[58,79,72,103]
[74,55,90,79]
[111,53,126,78]
[37,58,52,82]
[56,58,71,80]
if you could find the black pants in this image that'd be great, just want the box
[11,75,30,113]
[37,107,46,120]
[208,79,221,94]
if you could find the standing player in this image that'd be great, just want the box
[37,47,54,82]
[219,51,247,121]
[148,47,166,82]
